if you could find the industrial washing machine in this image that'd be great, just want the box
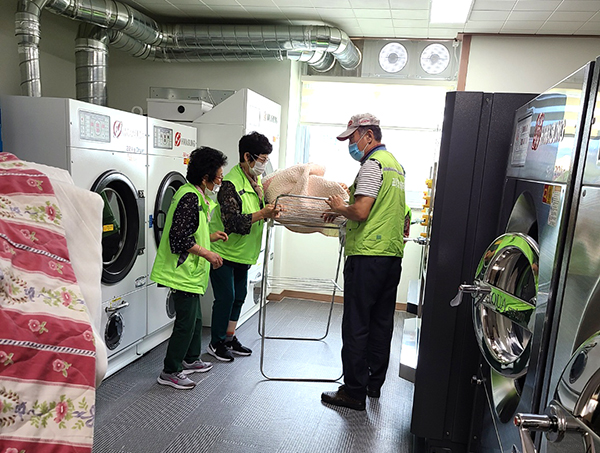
[141,117,197,352]
[511,57,600,453]
[453,61,597,452]
[0,96,148,375]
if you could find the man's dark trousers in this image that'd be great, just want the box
[341,255,402,400]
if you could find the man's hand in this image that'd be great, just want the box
[322,195,346,223]
[322,211,339,223]
[210,231,228,242]
[325,194,346,212]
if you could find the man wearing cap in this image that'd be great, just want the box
[321,113,406,411]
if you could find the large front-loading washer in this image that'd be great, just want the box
[510,56,600,453]
[0,96,148,373]
[457,62,597,452]
[141,117,197,351]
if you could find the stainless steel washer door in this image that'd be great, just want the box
[473,233,540,378]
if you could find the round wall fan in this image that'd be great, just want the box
[420,43,450,75]
[378,42,408,73]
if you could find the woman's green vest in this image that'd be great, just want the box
[150,183,212,294]
[210,164,264,265]
[345,149,406,258]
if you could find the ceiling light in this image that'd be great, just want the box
[430,0,474,23]
[378,43,408,73]
[420,43,450,75]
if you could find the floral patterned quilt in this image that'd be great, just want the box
[0,153,95,453]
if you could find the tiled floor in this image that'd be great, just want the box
[93,299,415,453]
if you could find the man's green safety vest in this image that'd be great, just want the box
[345,149,406,258]
[150,183,212,294]
[210,164,264,265]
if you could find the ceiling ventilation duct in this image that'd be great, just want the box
[15,0,361,103]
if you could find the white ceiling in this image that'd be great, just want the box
[127,0,600,39]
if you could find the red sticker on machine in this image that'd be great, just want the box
[532,113,544,150]
[113,120,123,138]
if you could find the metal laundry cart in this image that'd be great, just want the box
[256,194,346,382]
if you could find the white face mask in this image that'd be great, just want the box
[250,159,267,177]
[205,183,220,202]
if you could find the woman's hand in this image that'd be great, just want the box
[210,231,228,242]
[202,249,223,269]
[261,203,282,219]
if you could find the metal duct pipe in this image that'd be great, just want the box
[16,0,362,97]
[160,24,361,70]
[45,0,163,45]
[109,30,285,63]
[288,50,335,73]
[15,0,50,96]
[75,23,109,105]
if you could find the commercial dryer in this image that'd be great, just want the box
[456,62,597,452]
[142,117,197,351]
[0,96,148,374]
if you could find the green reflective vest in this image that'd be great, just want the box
[345,149,406,258]
[210,164,264,265]
[150,183,212,294]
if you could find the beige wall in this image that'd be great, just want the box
[466,35,600,93]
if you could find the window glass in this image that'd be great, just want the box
[301,81,449,129]
[298,80,451,208]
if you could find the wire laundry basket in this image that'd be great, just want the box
[256,194,346,382]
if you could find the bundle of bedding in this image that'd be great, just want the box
[262,163,349,236]
[0,153,103,453]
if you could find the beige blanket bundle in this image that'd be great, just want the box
[262,163,349,235]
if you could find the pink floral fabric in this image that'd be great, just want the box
[0,153,96,453]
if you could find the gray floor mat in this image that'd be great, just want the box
[93,298,415,453]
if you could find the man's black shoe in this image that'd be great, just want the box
[366,387,381,398]
[321,386,366,411]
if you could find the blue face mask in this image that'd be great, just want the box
[348,132,368,161]
[348,142,363,161]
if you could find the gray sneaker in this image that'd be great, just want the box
[182,359,213,374]
[157,371,196,389]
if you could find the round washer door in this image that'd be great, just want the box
[166,289,176,319]
[153,171,186,248]
[105,312,124,351]
[472,233,540,378]
[92,170,145,284]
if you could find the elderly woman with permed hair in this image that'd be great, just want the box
[151,146,228,390]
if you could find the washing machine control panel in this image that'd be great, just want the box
[79,110,111,143]
[153,125,173,150]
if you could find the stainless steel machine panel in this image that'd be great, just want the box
[545,186,600,411]
[515,332,600,453]
[507,64,594,183]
